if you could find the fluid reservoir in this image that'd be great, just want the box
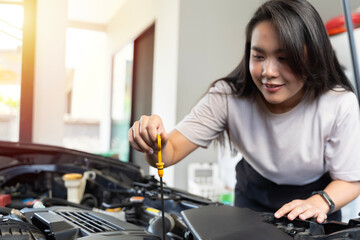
[62,171,96,204]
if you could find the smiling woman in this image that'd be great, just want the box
[128,0,360,225]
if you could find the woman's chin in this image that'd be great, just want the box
[263,96,284,105]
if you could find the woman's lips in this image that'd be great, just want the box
[263,83,284,92]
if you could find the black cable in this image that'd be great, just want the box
[39,196,92,210]
[160,177,165,240]
[0,206,12,215]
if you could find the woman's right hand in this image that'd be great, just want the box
[128,114,168,155]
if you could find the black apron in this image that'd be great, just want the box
[235,158,341,221]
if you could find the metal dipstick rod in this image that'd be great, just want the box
[342,0,360,101]
[156,134,166,240]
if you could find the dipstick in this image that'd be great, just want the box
[156,134,166,240]
[156,134,164,177]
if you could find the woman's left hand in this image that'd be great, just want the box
[274,194,330,223]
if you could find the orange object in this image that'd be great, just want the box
[130,196,145,203]
[0,194,11,207]
[325,13,360,36]
[62,173,82,181]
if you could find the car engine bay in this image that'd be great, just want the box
[0,142,359,240]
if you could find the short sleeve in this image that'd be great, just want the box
[325,92,360,181]
[175,81,230,147]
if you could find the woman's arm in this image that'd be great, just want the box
[274,180,360,223]
[128,115,198,168]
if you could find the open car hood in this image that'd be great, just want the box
[0,141,359,240]
[0,141,143,190]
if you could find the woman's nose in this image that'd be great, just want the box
[262,59,279,78]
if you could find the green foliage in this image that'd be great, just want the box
[0,95,19,110]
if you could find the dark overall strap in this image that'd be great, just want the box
[235,158,341,221]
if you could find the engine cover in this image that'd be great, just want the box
[20,206,160,240]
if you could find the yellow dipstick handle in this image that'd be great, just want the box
[156,134,164,177]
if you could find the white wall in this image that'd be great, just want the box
[107,0,160,54]
[66,29,108,120]
[33,0,67,145]
[152,0,179,133]
[309,0,360,23]
[149,0,180,186]
[173,0,263,190]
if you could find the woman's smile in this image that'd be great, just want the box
[263,82,285,92]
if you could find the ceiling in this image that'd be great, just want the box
[67,0,126,25]
[67,0,360,26]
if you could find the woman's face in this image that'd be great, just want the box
[249,21,305,113]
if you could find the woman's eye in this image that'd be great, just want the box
[278,56,286,61]
[252,54,264,60]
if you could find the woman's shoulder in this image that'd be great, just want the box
[318,88,358,112]
[209,80,234,94]
[321,88,357,103]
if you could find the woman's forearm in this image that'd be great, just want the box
[323,180,360,212]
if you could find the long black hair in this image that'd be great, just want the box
[213,0,354,153]
[216,0,353,98]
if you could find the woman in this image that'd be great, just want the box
[128,0,360,223]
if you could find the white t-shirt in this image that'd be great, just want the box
[176,81,360,185]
